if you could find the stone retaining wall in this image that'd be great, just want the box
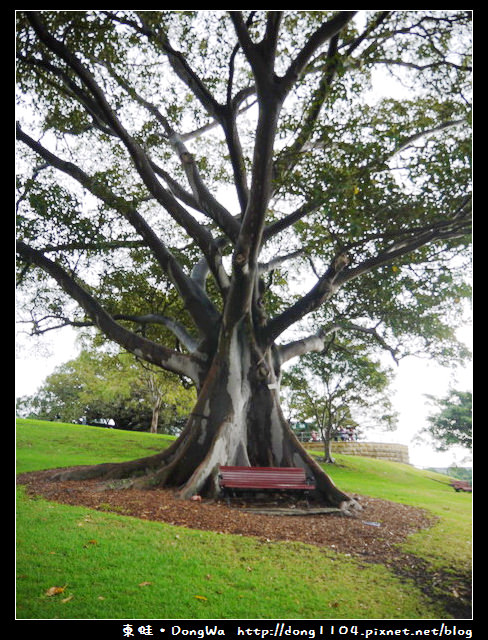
[330,441,410,464]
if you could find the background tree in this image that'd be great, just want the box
[16,348,195,433]
[16,11,471,508]
[283,347,398,463]
[421,389,472,452]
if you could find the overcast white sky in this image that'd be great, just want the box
[369,323,472,469]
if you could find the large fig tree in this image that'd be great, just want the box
[16,11,471,508]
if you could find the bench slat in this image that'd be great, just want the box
[219,466,315,491]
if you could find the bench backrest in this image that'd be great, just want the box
[219,466,312,489]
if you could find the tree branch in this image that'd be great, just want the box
[99,59,240,245]
[17,54,116,136]
[102,10,223,123]
[258,249,303,274]
[278,319,399,365]
[16,123,221,336]
[278,325,340,363]
[336,217,471,288]
[262,200,321,242]
[222,12,290,326]
[16,241,204,382]
[133,12,224,122]
[103,11,251,213]
[280,12,357,94]
[25,12,229,294]
[264,252,350,344]
[269,205,470,345]
[338,322,399,364]
[273,34,341,187]
[112,314,199,353]
[388,118,467,159]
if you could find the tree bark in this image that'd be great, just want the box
[323,433,336,465]
[52,318,356,510]
[150,404,160,434]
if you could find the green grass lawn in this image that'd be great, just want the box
[16,418,175,474]
[16,418,472,620]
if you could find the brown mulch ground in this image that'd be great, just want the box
[17,467,433,560]
[17,467,472,618]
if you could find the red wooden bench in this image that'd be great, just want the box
[218,466,316,502]
[450,480,472,492]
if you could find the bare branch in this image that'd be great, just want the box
[258,249,303,274]
[112,314,199,353]
[278,325,341,363]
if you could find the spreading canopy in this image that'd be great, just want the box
[17,11,471,372]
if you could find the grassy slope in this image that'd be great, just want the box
[16,418,175,474]
[16,419,471,620]
[320,454,472,573]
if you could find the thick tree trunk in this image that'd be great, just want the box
[52,320,356,510]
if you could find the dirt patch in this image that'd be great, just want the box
[17,468,431,559]
[17,468,472,618]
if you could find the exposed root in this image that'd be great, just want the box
[340,498,363,513]
[49,464,112,482]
